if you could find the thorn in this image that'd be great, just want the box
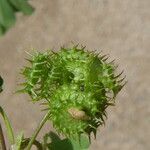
[25,51,33,57]
[40,102,48,105]
[100,54,108,60]
[81,46,86,50]
[92,50,97,54]
[121,81,127,87]
[117,75,126,83]
[88,134,91,143]
[103,111,107,119]
[16,89,25,93]
[31,89,37,97]
[108,59,116,64]
[28,82,34,87]
[51,51,57,55]
[25,58,33,63]
[93,130,97,139]
[34,61,47,65]
[95,50,103,57]
[107,102,115,106]
[114,70,124,78]
[88,124,97,130]
[41,108,49,111]
[114,64,119,69]
[60,46,66,51]
[18,82,26,86]
[102,56,109,61]
[73,44,79,49]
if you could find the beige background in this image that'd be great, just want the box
[0,0,150,149]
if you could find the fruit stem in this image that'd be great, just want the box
[26,110,51,150]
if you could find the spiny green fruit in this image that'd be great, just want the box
[20,46,126,138]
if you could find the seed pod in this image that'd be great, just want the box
[20,45,125,138]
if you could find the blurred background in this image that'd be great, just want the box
[0,0,150,149]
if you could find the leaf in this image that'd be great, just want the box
[0,106,15,144]
[8,0,34,15]
[0,24,5,35]
[0,0,16,29]
[0,75,3,93]
[45,132,90,150]
[70,134,90,150]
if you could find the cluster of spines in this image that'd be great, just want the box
[20,52,51,101]
[20,46,126,138]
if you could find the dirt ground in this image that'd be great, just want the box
[0,0,150,149]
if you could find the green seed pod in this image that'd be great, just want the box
[20,45,126,138]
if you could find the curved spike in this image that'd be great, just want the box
[121,81,127,88]
[96,50,103,56]
[41,108,49,111]
[25,58,33,63]
[117,75,126,83]
[102,56,109,62]
[114,70,124,78]
[108,59,116,64]
[92,50,98,54]
[88,124,97,130]
[81,46,86,51]
[34,61,47,65]
[73,44,79,49]
[25,51,33,57]
[100,54,108,60]
[114,64,119,69]
[40,102,49,106]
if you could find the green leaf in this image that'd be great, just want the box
[0,76,3,93]
[0,106,15,144]
[0,24,4,35]
[51,139,73,150]
[0,0,16,29]
[43,132,61,149]
[8,0,34,15]
[42,132,71,150]
[45,132,90,150]
[70,134,90,150]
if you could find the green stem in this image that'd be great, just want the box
[0,106,15,145]
[0,123,6,150]
[26,111,51,150]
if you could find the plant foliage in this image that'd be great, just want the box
[0,0,34,35]
[44,132,90,150]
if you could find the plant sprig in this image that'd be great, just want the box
[0,45,126,149]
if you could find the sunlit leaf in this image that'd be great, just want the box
[43,132,90,150]
[70,134,90,150]
[8,0,34,15]
[0,0,16,29]
[0,0,34,36]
